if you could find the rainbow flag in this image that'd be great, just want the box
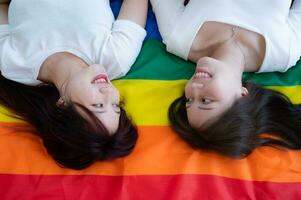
[1,2,301,199]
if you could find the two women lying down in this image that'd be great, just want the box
[1,0,301,169]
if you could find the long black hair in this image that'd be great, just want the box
[0,74,138,170]
[169,82,301,158]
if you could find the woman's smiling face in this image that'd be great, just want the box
[185,57,247,129]
[64,64,121,134]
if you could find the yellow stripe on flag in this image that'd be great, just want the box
[114,80,301,126]
[266,85,301,104]
[113,79,186,126]
[0,106,24,123]
[1,81,301,125]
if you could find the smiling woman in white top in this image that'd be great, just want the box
[0,0,148,170]
[151,0,301,158]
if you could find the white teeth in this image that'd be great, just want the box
[92,78,107,84]
[195,72,211,78]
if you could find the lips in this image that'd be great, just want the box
[193,67,212,79]
[91,74,109,87]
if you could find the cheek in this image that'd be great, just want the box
[211,83,239,107]
[70,84,95,104]
[206,85,233,105]
[113,88,120,100]
[187,109,203,128]
[184,82,192,96]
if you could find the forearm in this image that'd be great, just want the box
[0,0,10,4]
[117,0,148,28]
[0,3,8,24]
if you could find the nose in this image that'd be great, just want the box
[98,87,111,94]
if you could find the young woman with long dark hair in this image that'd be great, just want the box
[150,0,301,157]
[0,0,148,169]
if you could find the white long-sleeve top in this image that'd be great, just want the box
[0,0,146,85]
[151,0,301,73]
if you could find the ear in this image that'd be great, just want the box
[56,96,68,108]
[241,87,249,97]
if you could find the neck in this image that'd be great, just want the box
[211,37,245,80]
[38,52,88,95]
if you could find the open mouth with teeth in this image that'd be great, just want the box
[193,68,212,79]
[91,74,109,86]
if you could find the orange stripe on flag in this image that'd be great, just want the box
[0,123,300,182]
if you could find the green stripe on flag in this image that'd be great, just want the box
[124,39,301,87]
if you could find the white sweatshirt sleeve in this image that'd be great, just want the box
[288,0,301,63]
[0,24,9,38]
[0,24,9,74]
[289,0,301,40]
[101,19,146,80]
[290,0,301,15]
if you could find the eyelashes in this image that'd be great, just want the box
[92,103,121,108]
[92,103,104,108]
[186,97,213,105]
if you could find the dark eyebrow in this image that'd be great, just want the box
[93,110,121,114]
[186,105,213,110]
[198,106,213,110]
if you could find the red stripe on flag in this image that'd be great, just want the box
[0,174,300,200]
